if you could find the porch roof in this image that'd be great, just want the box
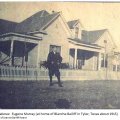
[68,38,103,49]
[69,39,103,53]
[0,32,42,44]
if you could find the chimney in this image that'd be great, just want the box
[52,10,55,13]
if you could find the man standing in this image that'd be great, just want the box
[47,46,63,87]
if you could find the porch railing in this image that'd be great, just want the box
[0,65,48,80]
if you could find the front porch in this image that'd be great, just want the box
[0,33,42,67]
[68,39,119,72]
[69,40,103,71]
[69,49,100,70]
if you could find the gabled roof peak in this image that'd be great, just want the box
[67,19,84,29]
[15,10,60,33]
[40,10,50,17]
[67,19,79,29]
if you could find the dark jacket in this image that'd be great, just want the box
[47,52,62,69]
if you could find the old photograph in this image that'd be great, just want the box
[0,2,120,109]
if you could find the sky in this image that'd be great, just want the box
[0,2,120,48]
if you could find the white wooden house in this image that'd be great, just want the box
[0,10,119,71]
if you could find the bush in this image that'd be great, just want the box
[40,61,48,69]
[60,63,69,69]
[40,61,69,69]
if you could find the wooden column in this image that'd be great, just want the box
[115,65,117,71]
[69,49,71,68]
[37,42,40,67]
[98,52,101,70]
[9,40,14,66]
[74,48,77,69]
[93,55,95,70]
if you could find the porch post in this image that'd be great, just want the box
[37,42,40,67]
[98,52,101,70]
[74,48,77,69]
[9,40,14,66]
[115,65,117,71]
[93,55,95,70]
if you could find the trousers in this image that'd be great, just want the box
[48,67,61,83]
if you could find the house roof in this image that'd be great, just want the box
[15,10,60,33]
[68,29,107,46]
[0,10,60,35]
[0,10,107,46]
[81,29,107,43]
[67,20,79,29]
[0,19,18,35]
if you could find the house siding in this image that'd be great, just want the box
[96,31,116,71]
[28,44,38,66]
[36,16,70,64]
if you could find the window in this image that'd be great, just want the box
[101,53,108,68]
[49,45,61,54]
[75,27,79,38]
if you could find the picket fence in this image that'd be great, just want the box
[0,65,120,81]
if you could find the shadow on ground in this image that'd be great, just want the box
[0,80,120,109]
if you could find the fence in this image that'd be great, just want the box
[0,65,48,81]
[0,65,120,81]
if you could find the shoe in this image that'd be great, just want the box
[58,84,63,87]
[49,83,53,86]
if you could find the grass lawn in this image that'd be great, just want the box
[0,80,120,109]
